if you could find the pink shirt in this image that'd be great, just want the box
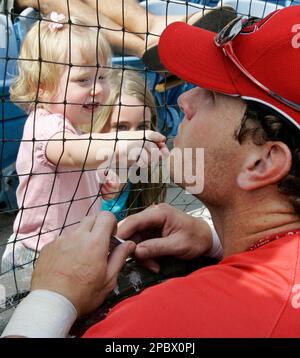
[13,109,101,251]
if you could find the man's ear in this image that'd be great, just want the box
[237,141,292,190]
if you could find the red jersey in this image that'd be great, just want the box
[83,231,300,338]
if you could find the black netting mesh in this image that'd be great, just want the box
[0,0,297,332]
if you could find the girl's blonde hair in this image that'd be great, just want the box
[82,68,166,213]
[81,68,157,133]
[10,14,111,113]
[113,69,166,214]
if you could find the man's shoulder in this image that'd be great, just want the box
[84,231,300,338]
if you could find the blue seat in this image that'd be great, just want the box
[0,13,18,84]
[0,12,28,211]
[140,0,204,15]
[113,1,207,136]
[218,0,284,17]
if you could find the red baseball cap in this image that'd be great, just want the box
[158,6,300,131]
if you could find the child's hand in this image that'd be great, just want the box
[95,130,169,183]
[100,179,125,201]
[116,130,170,168]
[97,169,124,201]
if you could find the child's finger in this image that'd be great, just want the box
[136,148,150,168]
[100,184,118,201]
[144,130,166,145]
[156,141,170,156]
[143,142,165,164]
[160,146,170,156]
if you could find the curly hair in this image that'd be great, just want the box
[235,102,300,216]
[10,15,111,113]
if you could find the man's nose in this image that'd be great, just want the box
[178,87,198,120]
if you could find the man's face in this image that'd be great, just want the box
[173,87,247,205]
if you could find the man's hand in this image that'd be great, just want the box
[31,213,136,317]
[117,203,213,273]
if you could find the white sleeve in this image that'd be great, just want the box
[1,290,77,338]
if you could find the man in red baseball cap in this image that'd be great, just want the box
[158,5,300,130]
[2,6,300,338]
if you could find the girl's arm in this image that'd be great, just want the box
[46,131,168,169]
[18,0,99,25]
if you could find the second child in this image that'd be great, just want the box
[81,68,166,221]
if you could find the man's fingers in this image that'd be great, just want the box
[76,215,96,234]
[137,258,160,274]
[117,206,166,239]
[135,237,174,260]
[89,212,117,254]
[106,241,136,281]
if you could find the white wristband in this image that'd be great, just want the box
[187,207,223,260]
[1,290,77,338]
[204,220,223,260]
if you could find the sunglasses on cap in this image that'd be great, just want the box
[214,13,300,112]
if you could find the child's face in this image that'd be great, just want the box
[48,62,110,126]
[102,94,152,133]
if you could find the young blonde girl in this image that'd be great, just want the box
[1,13,167,272]
[81,68,166,221]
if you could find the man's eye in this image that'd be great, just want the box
[98,75,107,81]
[208,90,215,101]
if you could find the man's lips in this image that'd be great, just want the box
[174,122,183,146]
